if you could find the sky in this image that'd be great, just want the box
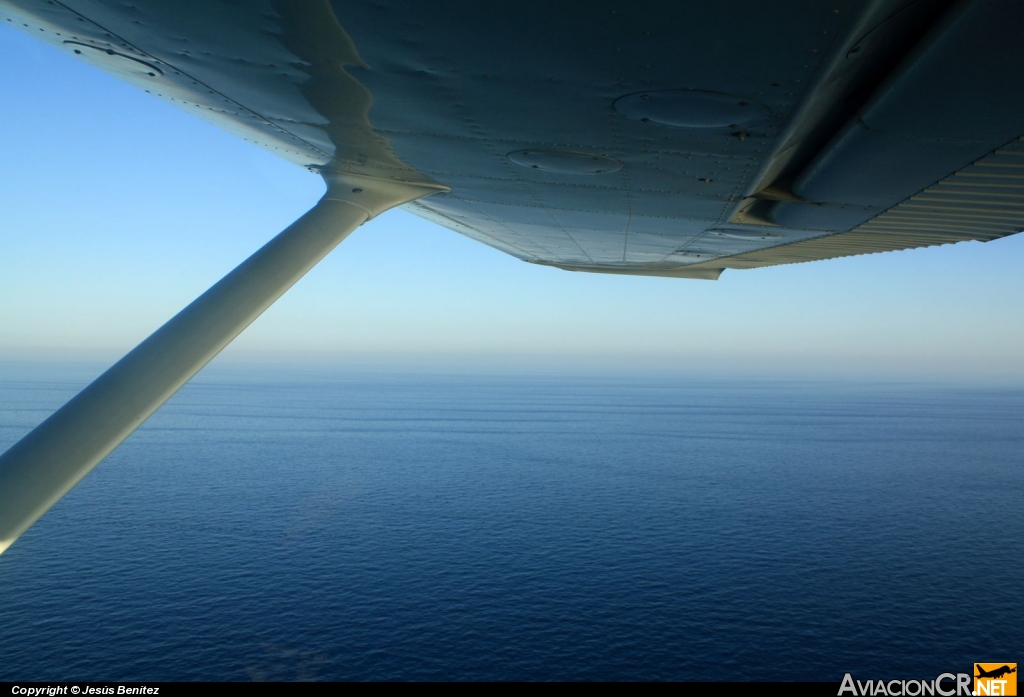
[2,22,1023,383]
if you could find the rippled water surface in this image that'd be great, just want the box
[1,366,1021,681]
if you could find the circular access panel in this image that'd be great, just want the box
[507,150,622,174]
[614,90,769,129]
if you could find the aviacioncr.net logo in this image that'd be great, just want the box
[839,673,973,696]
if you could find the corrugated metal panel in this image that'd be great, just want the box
[687,137,1024,271]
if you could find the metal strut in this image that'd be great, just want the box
[0,173,444,555]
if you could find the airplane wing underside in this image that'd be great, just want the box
[4,0,1024,279]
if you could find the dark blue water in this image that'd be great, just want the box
[1,366,1021,681]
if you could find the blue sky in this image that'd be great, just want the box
[2,23,1022,382]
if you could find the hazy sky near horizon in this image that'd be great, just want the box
[2,24,1023,381]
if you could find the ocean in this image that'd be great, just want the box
[1,365,1021,681]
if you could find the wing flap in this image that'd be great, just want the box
[684,136,1024,271]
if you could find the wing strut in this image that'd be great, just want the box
[0,173,444,555]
